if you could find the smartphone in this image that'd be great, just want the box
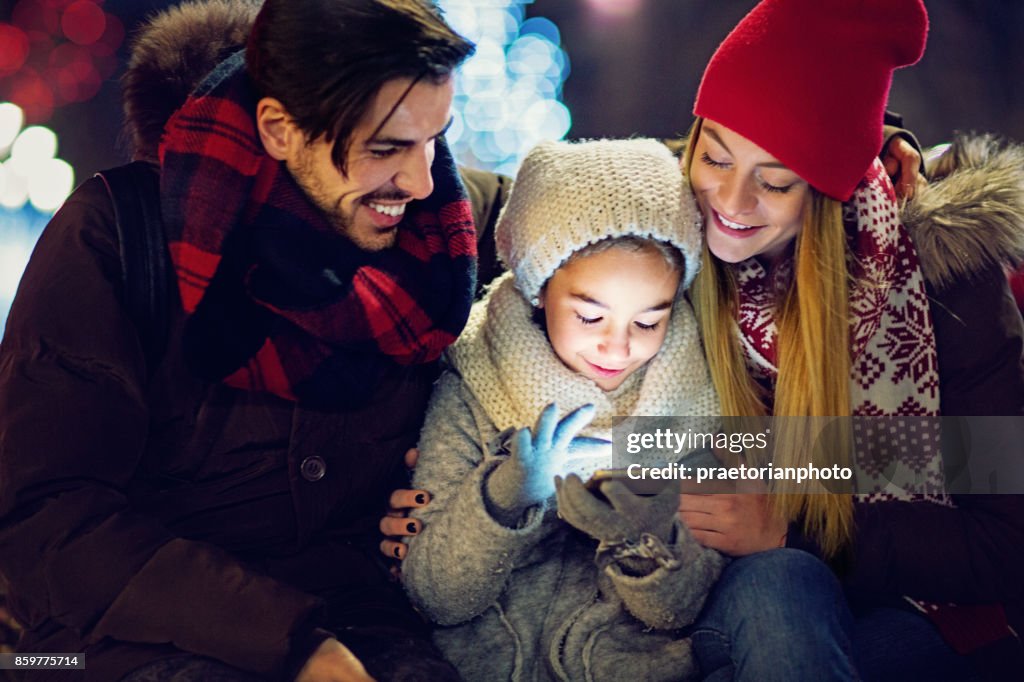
[584,468,672,496]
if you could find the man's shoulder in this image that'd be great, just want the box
[457,166,512,295]
[33,175,120,255]
[458,166,512,222]
[64,174,118,215]
[458,165,511,195]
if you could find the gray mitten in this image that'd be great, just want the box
[555,474,681,575]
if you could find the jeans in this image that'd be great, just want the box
[690,548,858,681]
[852,606,975,682]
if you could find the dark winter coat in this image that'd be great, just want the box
[0,5,511,682]
[805,135,1024,662]
[0,150,508,682]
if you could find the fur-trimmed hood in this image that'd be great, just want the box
[904,134,1024,290]
[122,0,259,162]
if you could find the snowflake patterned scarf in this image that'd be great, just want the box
[733,160,1016,654]
[733,159,944,496]
[159,53,476,407]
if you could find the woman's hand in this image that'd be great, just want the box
[678,490,787,556]
[882,135,925,200]
[295,638,375,682]
[379,448,430,561]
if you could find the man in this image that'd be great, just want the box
[0,1,496,680]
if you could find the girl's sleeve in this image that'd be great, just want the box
[401,372,551,625]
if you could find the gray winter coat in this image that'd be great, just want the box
[402,372,724,682]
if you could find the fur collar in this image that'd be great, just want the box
[903,134,1024,290]
[122,0,259,162]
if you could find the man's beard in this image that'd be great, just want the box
[287,149,399,252]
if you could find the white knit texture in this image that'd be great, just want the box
[495,138,703,304]
[448,273,720,477]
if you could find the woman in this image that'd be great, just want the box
[680,0,1024,679]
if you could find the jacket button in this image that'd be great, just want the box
[300,456,327,482]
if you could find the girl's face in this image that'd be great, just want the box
[538,245,681,392]
[689,119,812,264]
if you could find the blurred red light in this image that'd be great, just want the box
[61,1,107,46]
[12,0,61,34]
[97,12,123,51]
[0,24,31,77]
[8,67,55,123]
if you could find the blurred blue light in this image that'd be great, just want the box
[0,204,49,337]
[519,16,561,45]
[438,0,571,175]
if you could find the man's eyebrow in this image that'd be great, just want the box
[704,126,789,170]
[571,292,673,312]
[367,116,454,147]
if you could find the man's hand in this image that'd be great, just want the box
[295,638,375,682]
[882,136,925,200]
[678,491,787,556]
[379,448,429,561]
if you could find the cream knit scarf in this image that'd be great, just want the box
[448,273,720,474]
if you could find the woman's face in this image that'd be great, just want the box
[538,245,681,392]
[689,119,812,264]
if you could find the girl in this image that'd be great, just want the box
[681,0,1024,679]
[401,138,724,681]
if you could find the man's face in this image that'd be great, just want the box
[286,77,455,251]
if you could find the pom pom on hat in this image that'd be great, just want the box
[693,0,928,201]
[496,138,703,305]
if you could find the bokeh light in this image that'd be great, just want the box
[584,0,645,19]
[439,1,572,175]
[0,103,26,153]
[0,102,73,335]
[0,24,32,78]
[11,125,58,166]
[61,1,108,46]
[1,0,125,123]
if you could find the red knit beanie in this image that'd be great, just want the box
[693,0,928,201]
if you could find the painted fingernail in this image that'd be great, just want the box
[415,493,426,505]
[393,546,401,558]
[407,521,418,534]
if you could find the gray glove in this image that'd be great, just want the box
[555,474,681,574]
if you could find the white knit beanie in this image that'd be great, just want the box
[495,138,703,305]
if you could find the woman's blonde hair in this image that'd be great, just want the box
[684,118,854,558]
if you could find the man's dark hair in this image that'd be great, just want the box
[246,0,474,173]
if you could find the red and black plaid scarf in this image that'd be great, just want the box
[159,54,476,406]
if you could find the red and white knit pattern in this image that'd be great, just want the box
[734,159,945,500]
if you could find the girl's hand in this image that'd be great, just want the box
[678,490,787,556]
